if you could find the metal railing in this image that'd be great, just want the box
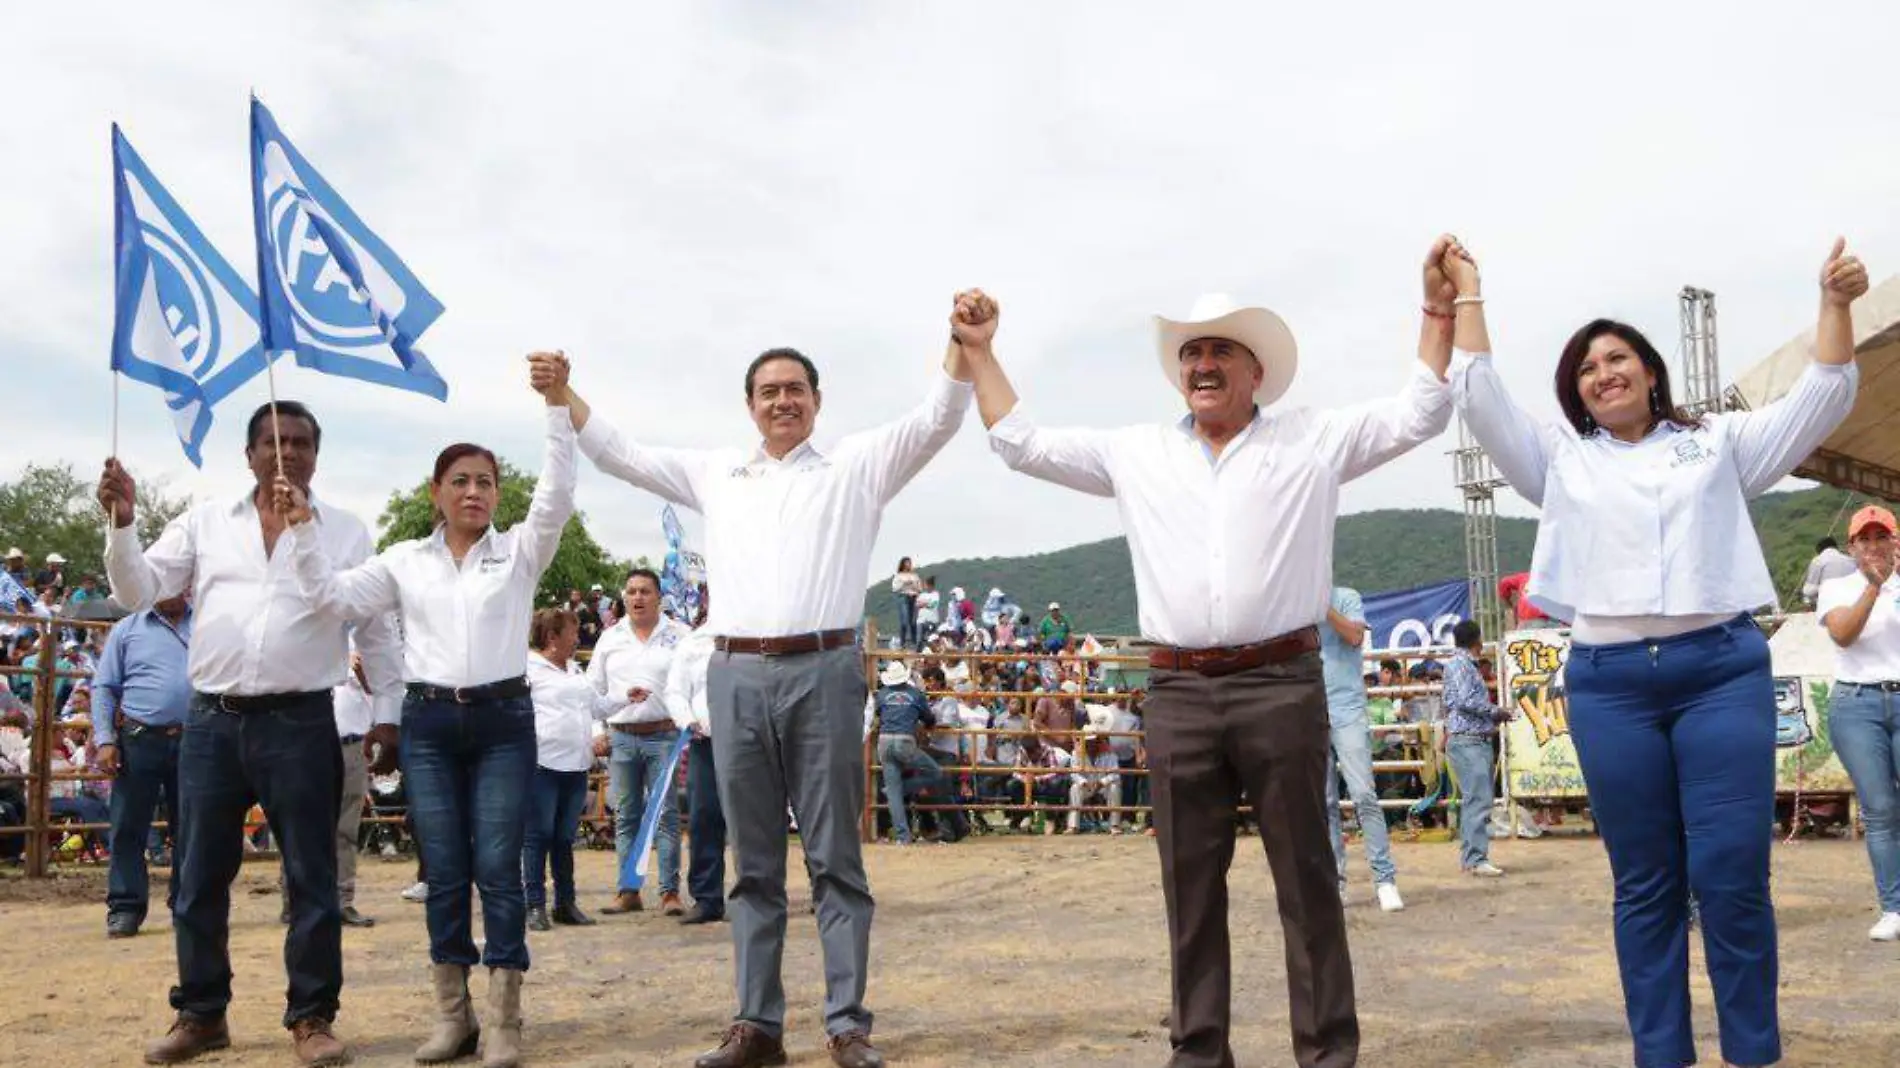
[0,610,116,875]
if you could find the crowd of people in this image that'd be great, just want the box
[0,232,1885,1068]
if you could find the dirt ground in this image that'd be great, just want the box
[0,832,1895,1068]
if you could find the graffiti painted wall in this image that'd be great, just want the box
[1499,615,1852,800]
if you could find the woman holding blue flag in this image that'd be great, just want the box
[1446,237,1866,1068]
[271,351,576,1068]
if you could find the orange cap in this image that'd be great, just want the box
[1849,505,1898,540]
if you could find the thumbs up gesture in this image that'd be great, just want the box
[1821,237,1869,308]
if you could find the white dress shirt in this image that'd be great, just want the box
[333,674,375,739]
[105,491,404,721]
[527,651,627,771]
[576,372,973,637]
[989,362,1451,648]
[664,629,715,735]
[1451,351,1857,631]
[287,407,577,704]
[589,614,693,725]
[1818,573,1900,684]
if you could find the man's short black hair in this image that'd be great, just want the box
[1452,619,1484,650]
[1817,536,1840,552]
[1379,658,1402,675]
[245,401,322,452]
[744,348,819,399]
[624,567,662,592]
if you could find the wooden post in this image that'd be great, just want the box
[25,625,56,877]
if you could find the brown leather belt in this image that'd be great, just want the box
[611,720,679,736]
[715,628,858,657]
[1148,626,1321,677]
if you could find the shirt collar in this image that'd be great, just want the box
[426,523,498,557]
[749,437,824,466]
[229,487,328,521]
[1174,408,1265,459]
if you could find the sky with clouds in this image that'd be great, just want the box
[6,2,1898,580]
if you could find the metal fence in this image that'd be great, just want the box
[0,610,116,876]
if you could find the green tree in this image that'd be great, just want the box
[375,461,624,607]
[0,463,188,584]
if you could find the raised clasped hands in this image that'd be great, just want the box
[1822,238,1869,307]
[950,288,999,348]
[527,350,571,401]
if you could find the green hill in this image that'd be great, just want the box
[865,486,1882,637]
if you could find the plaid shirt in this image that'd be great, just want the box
[1442,650,1502,736]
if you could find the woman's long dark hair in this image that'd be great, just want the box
[1553,319,1699,436]
[430,443,501,525]
[897,556,913,573]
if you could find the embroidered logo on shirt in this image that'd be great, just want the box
[1668,437,1715,468]
[477,554,510,573]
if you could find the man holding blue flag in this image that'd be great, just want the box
[99,400,403,1068]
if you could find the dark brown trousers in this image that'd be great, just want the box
[1148,653,1358,1068]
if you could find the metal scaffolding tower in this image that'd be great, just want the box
[1678,286,1723,415]
[1453,416,1508,640]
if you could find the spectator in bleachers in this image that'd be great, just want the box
[1038,603,1072,653]
[1009,733,1074,835]
[1068,723,1123,834]
[891,558,922,649]
[914,576,942,647]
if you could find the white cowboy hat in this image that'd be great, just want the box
[879,662,911,687]
[45,553,67,565]
[1154,293,1299,408]
[1047,602,1061,611]
[4,547,21,559]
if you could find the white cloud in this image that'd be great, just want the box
[4,1,1897,580]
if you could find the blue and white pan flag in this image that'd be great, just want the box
[249,97,448,401]
[618,730,691,892]
[110,126,270,467]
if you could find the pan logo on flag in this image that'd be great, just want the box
[260,143,404,351]
[139,223,222,378]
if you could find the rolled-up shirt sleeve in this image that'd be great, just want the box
[1450,350,1563,507]
[1725,361,1859,498]
[987,409,1118,498]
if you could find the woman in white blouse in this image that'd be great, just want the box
[523,608,628,934]
[1817,504,1900,943]
[1446,239,1867,1068]
[273,353,576,1068]
[891,557,922,648]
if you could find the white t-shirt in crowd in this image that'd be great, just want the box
[1818,572,1900,685]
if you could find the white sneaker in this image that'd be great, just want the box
[1376,883,1405,912]
[1869,912,1900,942]
[1466,861,1506,878]
[400,881,428,903]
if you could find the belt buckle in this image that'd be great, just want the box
[216,694,242,714]
[451,686,474,705]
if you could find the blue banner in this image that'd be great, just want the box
[617,729,691,892]
[1363,578,1469,650]
[249,97,448,400]
[111,126,271,466]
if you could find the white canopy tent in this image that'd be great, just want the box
[1729,274,1900,497]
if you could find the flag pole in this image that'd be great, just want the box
[265,352,284,483]
[107,374,120,529]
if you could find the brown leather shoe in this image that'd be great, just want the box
[601,890,643,914]
[693,1023,787,1068]
[827,1030,884,1068]
[143,1015,230,1064]
[290,1017,350,1066]
[660,891,686,916]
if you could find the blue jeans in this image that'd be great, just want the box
[877,735,946,843]
[610,727,682,894]
[402,693,537,971]
[1829,683,1900,913]
[1569,615,1777,1068]
[1446,734,1497,869]
[172,693,342,1027]
[106,726,182,922]
[1325,717,1397,885]
[522,767,588,909]
[687,736,726,915]
[896,594,918,648]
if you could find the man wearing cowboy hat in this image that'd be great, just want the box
[953,238,1459,1068]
